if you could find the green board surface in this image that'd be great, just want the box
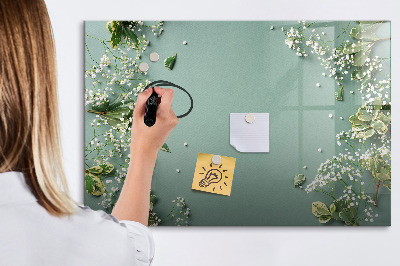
[85,21,391,226]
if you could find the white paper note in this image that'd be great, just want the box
[230,113,269,153]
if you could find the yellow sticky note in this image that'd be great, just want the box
[191,153,236,196]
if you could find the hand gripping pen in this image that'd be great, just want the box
[143,80,193,127]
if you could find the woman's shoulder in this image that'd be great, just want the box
[73,204,155,265]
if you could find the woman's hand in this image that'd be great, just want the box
[130,86,179,156]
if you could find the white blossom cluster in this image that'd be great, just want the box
[283,21,311,56]
[150,21,164,36]
[305,153,362,194]
[360,75,391,105]
[167,197,190,226]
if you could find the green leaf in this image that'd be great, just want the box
[375,122,388,134]
[357,113,373,121]
[344,41,373,54]
[329,203,336,213]
[376,172,390,182]
[361,128,375,138]
[164,53,177,70]
[122,26,139,48]
[338,208,354,225]
[372,98,383,110]
[312,201,331,218]
[371,120,385,131]
[350,23,381,40]
[87,165,103,175]
[357,107,373,121]
[318,215,332,224]
[351,67,368,81]
[349,114,367,126]
[353,47,372,66]
[99,163,114,175]
[358,21,382,25]
[110,21,122,49]
[335,85,344,101]
[106,21,113,33]
[378,112,391,124]
[352,124,369,132]
[85,173,106,196]
[88,95,134,131]
[161,143,171,153]
[331,211,340,221]
[102,107,132,129]
[361,77,371,87]
[294,174,306,187]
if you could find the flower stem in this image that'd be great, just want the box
[374,181,381,206]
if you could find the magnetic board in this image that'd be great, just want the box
[84,21,391,226]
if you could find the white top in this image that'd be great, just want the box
[0,171,155,266]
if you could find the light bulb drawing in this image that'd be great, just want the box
[198,163,229,192]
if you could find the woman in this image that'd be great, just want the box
[0,0,178,265]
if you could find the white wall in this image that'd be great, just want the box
[46,0,400,265]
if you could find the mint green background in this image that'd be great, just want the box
[85,21,391,226]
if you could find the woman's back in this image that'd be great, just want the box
[0,171,154,266]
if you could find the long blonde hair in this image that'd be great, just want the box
[0,0,76,216]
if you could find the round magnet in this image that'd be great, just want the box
[212,155,222,165]
[245,113,255,124]
[149,52,159,62]
[138,62,149,72]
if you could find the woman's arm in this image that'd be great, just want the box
[111,87,178,225]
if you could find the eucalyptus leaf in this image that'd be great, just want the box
[294,174,306,187]
[164,53,177,70]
